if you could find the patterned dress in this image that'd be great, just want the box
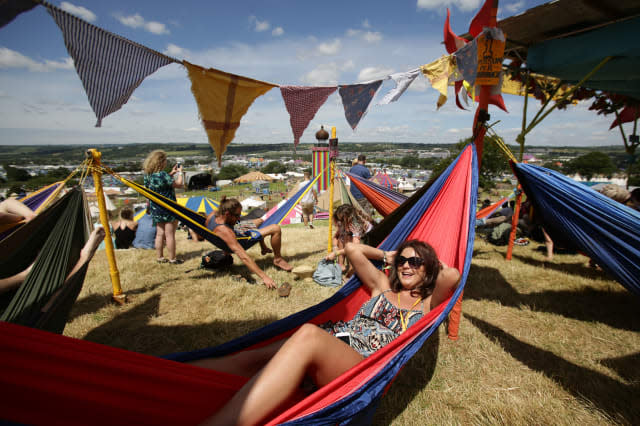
[320,290,424,357]
[144,171,177,225]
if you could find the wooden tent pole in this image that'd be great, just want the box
[87,149,126,304]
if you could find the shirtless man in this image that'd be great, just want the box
[205,197,292,289]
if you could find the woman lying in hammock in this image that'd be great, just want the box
[193,239,460,425]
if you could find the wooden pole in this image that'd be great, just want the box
[87,149,126,305]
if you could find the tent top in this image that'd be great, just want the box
[489,0,640,63]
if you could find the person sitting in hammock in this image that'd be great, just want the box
[0,226,106,294]
[332,204,373,276]
[205,197,292,290]
[193,239,460,425]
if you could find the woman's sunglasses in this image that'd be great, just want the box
[396,256,424,268]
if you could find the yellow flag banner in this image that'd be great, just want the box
[421,55,455,109]
[476,32,505,86]
[501,72,575,102]
[184,61,276,165]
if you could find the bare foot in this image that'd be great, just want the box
[261,246,273,255]
[81,227,106,261]
[273,257,293,272]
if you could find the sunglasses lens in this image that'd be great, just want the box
[397,256,424,268]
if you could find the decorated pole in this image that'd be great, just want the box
[87,149,126,305]
[448,0,500,341]
[328,126,339,253]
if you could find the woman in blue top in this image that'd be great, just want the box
[142,150,184,264]
[195,239,460,425]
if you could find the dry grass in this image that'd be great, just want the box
[64,222,640,425]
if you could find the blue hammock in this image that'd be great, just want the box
[512,162,640,296]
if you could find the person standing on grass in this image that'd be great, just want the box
[349,154,374,215]
[205,197,292,289]
[143,150,184,264]
[297,171,318,229]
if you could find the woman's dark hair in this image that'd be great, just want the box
[120,206,134,220]
[389,239,441,300]
[217,196,242,216]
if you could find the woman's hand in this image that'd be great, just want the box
[383,250,396,265]
[325,251,337,262]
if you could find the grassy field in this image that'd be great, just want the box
[64,220,639,425]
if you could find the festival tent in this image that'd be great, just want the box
[263,199,302,225]
[371,171,398,189]
[241,196,266,210]
[176,195,220,216]
[0,144,478,425]
[234,171,274,183]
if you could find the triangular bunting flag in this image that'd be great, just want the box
[46,4,175,127]
[420,55,455,109]
[454,38,478,87]
[338,80,383,130]
[184,61,276,165]
[378,69,420,105]
[280,86,337,146]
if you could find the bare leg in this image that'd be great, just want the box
[204,324,364,426]
[542,228,554,261]
[155,222,166,260]
[0,265,32,294]
[189,339,286,378]
[259,224,292,271]
[165,220,178,261]
[0,198,36,224]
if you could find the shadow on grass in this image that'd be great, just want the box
[465,314,640,424]
[82,294,279,357]
[68,277,180,321]
[372,331,440,425]
[512,253,612,281]
[599,352,640,383]
[464,265,640,332]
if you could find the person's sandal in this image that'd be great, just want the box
[157,258,168,264]
[277,282,291,297]
[168,258,184,265]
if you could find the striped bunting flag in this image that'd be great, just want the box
[46,4,175,127]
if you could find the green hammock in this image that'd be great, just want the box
[0,188,90,334]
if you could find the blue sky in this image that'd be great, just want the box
[0,0,630,148]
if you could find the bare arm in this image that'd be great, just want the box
[216,226,276,289]
[332,243,393,296]
[169,165,184,188]
[429,264,460,310]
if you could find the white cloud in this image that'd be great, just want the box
[363,31,382,43]
[416,0,481,12]
[347,29,361,37]
[60,2,96,22]
[164,43,190,58]
[0,48,73,72]
[302,63,340,85]
[249,15,270,32]
[317,39,342,55]
[272,27,284,36]
[362,19,371,29]
[114,13,170,35]
[504,1,526,14]
[342,60,355,71]
[357,66,394,82]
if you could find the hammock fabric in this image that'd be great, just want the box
[476,192,515,220]
[0,187,90,333]
[512,162,640,296]
[0,181,64,241]
[111,170,323,253]
[347,171,408,216]
[0,145,477,424]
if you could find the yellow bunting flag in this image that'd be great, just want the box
[184,61,276,165]
[421,55,455,109]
